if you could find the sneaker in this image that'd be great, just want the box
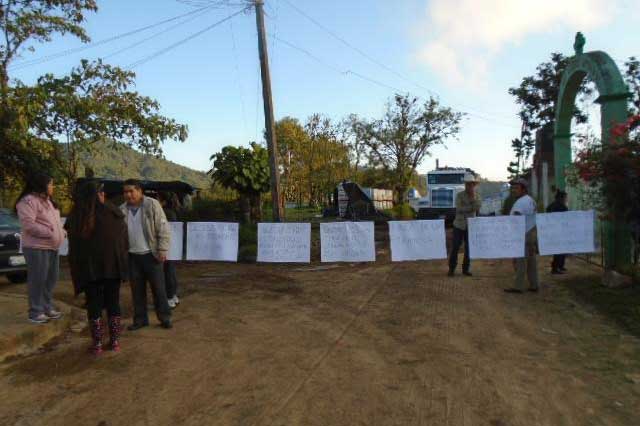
[29,314,49,324]
[45,309,63,320]
[173,295,180,305]
[168,298,176,309]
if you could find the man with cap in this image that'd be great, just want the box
[546,190,569,274]
[505,178,539,293]
[448,173,482,277]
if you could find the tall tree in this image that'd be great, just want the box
[624,56,640,116]
[0,0,98,186]
[508,52,592,176]
[356,94,463,203]
[27,59,187,193]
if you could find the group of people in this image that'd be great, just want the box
[15,174,182,355]
[448,173,569,292]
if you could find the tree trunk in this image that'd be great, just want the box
[239,195,251,224]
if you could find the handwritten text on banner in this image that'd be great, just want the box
[186,222,238,262]
[468,216,525,259]
[388,220,447,261]
[257,223,311,263]
[320,222,375,262]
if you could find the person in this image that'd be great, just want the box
[120,179,172,330]
[448,173,482,277]
[505,178,539,294]
[158,192,180,309]
[546,190,569,274]
[67,181,129,355]
[15,173,66,324]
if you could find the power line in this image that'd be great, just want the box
[102,6,219,61]
[273,34,520,129]
[10,4,217,70]
[278,0,517,123]
[127,7,249,70]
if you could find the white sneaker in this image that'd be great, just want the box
[173,296,180,305]
[45,309,63,320]
[29,314,49,324]
[168,298,176,309]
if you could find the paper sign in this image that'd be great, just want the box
[186,222,238,262]
[320,221,375,262]
[168,222,184,261]
[257,223,311,263]
[59,217,69,256]
[468,216,525,259]
[536,210,596,255]
[388,220,447,261]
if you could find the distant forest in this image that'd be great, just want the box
[78,142,211,189]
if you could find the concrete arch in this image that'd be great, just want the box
[553,34,630,268]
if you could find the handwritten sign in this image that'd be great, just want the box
[536,210,596,255]
[168,222,184,261]
[468,216,525,259]
[388,220,447,261]
[320,222,375,262]
[257,223,311,263]
[186,222,238,262]
[58,217,69,256]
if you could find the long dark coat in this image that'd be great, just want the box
[67,202,129,287]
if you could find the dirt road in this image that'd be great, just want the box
[1,257,639,426]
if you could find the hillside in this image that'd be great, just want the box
[77,142,211,189]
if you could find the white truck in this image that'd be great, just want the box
[409,167,471,222]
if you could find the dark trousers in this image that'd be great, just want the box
[129,253,171,324]
[448,226,470,273]
[551,255,566,271]
[86,279,121,321]
[164,261,178,299]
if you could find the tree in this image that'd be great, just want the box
[355,94,463,203]
[208,143,270,223]
[508,53,592,176]
[26,59,187,193]
[624,57,640,116]
[0,0,98,187]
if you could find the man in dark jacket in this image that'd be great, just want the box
[546,190,568,274]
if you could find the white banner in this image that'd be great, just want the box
[168,222,184,261]
[321,221,375,262]
[59,217,69,256]
[468,216,525,259]
[536,210,596,255]
[388,220,446,261]
[186,222,238,262]
[257,222,311,263]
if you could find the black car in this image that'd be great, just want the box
[0,208,27,284]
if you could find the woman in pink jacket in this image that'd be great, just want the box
[15,173,66,324]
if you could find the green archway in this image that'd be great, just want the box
[553,33,631,269]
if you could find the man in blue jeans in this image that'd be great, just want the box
[448,173,481,277]
[120,179,172,330]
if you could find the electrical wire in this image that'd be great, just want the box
[10,4,217,70]
[127,7,249,69]
[273,34,520,129]
[102,6,219,61]
[278,0,518,124]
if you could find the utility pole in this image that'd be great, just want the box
[254,0,283,222]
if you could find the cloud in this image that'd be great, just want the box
[416,0,619,89]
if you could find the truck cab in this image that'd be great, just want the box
[411,168,470,223]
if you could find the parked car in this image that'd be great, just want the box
[0,208,27,284]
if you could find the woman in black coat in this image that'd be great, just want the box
[67,181,129,355]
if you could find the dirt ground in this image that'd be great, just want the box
[1,255,639,426]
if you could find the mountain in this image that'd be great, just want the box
[77,142,211,189]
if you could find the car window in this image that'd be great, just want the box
[0,212,21,229]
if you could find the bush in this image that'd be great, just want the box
[390,203,416,220]
[179,198,240,222]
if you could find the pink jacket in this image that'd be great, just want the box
[16,194,65,251]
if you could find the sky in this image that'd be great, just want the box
[10,0,640,181]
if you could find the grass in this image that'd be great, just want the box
[564,271,640,339]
